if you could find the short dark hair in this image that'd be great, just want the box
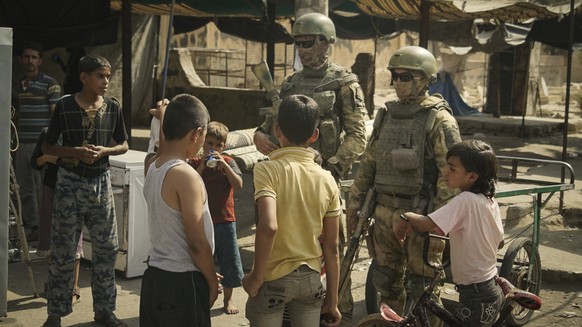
[163,94,210,141]
[22,41,44,57]
[207,121,228,144]
[78,55,111,74]
[447,139,498,198]
[277,94,320,145]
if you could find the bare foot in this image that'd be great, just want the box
[224,301,239,315]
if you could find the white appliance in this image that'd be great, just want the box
[83,149,149,278]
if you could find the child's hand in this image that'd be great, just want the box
[209,273,224,307]
[242,271,263,297]
[149,98,170,120]
[41,154,59,165]
[393,215,413,247]
[320,302,341,326]
[86,144,107,160]
[213,152,226,170]
[77,145,99,164]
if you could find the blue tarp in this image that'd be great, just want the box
[429,72,481,116]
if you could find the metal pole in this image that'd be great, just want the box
[267,1,276,78]
[0,27,13,317]
[122,0,133,145]
[559,0,575,212]
[161,0,176,99]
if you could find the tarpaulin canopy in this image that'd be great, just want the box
[4,0,581,50]
[110,0,295,18]
[353,0,581,21]
[0,0,119,52]
[528,10,582,49]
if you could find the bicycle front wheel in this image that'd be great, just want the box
[357,313,398,327]
[499,237,542,326]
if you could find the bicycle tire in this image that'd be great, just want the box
[365,258,381,314]
[356,313,398,327]
[499,237,542,326]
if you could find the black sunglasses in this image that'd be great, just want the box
[391,71,415,82]
[295,40,316,49]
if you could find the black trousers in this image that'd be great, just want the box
[140,266,211,327]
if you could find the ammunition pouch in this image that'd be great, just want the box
[391,148,420,171]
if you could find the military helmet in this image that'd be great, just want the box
[292,13,336,44]
[388,46,437,82]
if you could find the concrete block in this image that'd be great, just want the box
[505,203,533,227]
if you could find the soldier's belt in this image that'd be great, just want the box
[376,193,415,210]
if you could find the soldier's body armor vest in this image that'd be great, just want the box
[373,95,449,212]
[280,63,357,160]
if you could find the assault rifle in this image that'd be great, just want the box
[339,187,377,297]
[251,60,282,145]
[251,60,281,117]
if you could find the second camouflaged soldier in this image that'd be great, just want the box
[347,46,462,327]
[253,13,368,325]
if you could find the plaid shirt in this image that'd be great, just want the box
[46,94,128,178]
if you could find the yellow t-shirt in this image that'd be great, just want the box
[254,147,341,281]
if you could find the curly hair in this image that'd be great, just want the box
[447,139,498,198]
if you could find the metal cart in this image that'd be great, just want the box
[495,156,575,326]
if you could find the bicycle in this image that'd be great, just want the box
[356,233,542,327]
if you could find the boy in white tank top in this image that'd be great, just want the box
[141,94,220,327]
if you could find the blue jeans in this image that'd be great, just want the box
[214,222,243,288]
[456,277,504,326]
[246,265,325,327]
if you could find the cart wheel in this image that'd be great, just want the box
[356,313,396,327]
[499,237,542,326]
[365,259,381,314]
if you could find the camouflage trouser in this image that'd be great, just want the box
[47,168,118,317]
[371,204,445,327]
[337,215,354,326]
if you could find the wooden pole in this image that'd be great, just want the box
[560,0,575,212]
[419,0,431,48]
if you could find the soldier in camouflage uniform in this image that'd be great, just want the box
[253,13,367,325]
[346,46,461,327]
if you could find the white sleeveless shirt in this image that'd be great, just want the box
[144,159,214,272]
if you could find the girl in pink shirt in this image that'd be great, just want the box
[395,139,504,326]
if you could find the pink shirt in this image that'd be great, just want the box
[429,191,503,285]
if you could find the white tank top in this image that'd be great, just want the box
[144,159,214,272]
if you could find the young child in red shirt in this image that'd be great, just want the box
[189,121,244,314]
